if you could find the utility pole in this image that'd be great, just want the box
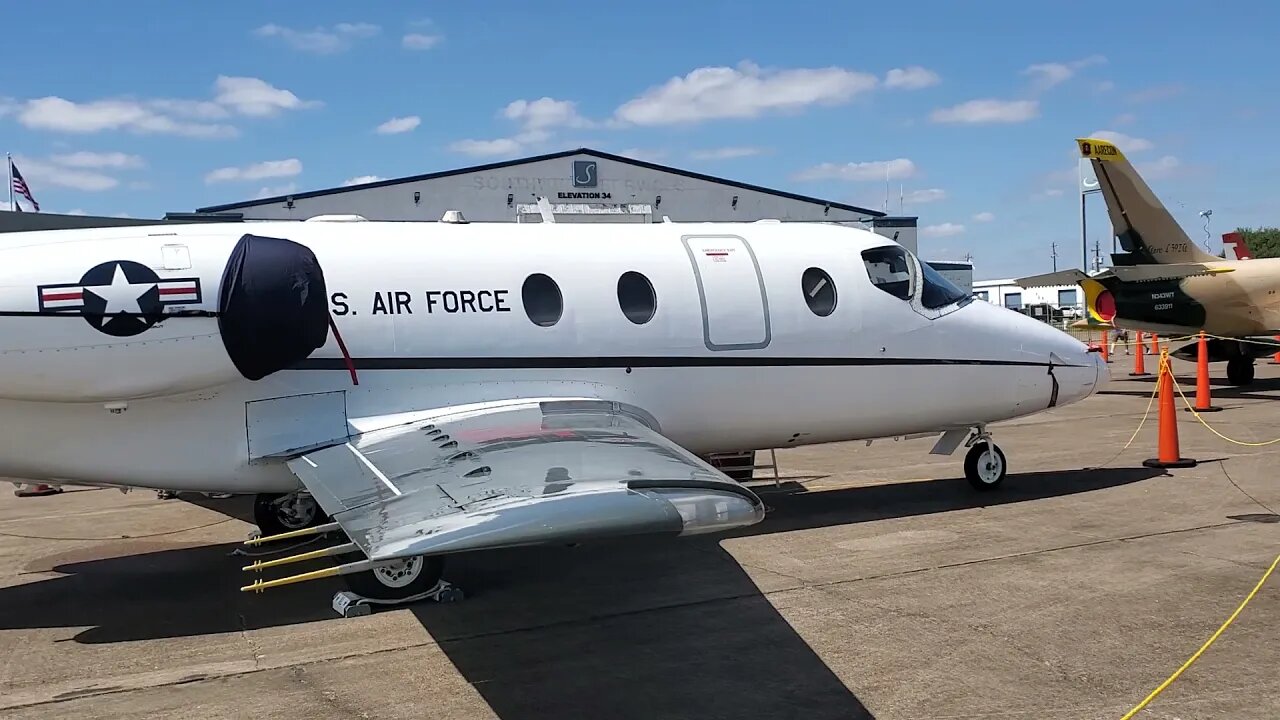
[1051,241,1058,272]
[1092,238,1102,272]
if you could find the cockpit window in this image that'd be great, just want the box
[920,260,973,310]
[861,246,915,301]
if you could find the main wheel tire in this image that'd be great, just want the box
[1227,357,1255,386]
[964,442,1007,491]
[252,492,327,537]
[344,555,445,601]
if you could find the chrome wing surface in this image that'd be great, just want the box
[282,399,766,563]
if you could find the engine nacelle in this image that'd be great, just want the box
[1091,279,1206,333]
[0,231,330,403]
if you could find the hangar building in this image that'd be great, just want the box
[193,148,926,256]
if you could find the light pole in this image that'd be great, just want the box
[1079,157,1105,264]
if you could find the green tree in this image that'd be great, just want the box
[1236,227,1280,258]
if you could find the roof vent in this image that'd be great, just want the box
[305,214,368,222]
[441,210,469,224]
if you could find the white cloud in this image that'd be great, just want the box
[1112,113,1136,126]
[618,148,668,162]
[884,66,940,90]
[11,156,118,191]
[65,208,88,215]
[448,97,588,157]
[792,158,916,182]
[921,222,965,237]
[1088,130,1153,153]
[16,97,237,138]
[1136,155,1181,180]
[502,98,592,130]
[613,60,878,126]
[691,146,766,160]
[1021,55,1106,91]
[402,33,441,50]
[205,158,302,184]
[376,115,420,134]
[1128,83,1184,104]
[903,188,947,204]
[343,175,386,186]
[447,138,522,157]
[254,182,297,199]
[49,151,144,169]
[972,211,996,222]
[930,99,1038,124]
[213,76,321,117]
[254,22,379,54]
[12,76,316,138]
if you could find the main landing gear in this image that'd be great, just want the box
[253,491,328,537]
[1227,356,1255,386]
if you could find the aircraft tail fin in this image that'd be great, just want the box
[1222,231,1253,260]
[1078,137,1219,265]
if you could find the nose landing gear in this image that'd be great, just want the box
[963,428,1007,491]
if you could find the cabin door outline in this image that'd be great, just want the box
[680,234,772,351]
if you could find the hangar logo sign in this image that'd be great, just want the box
[572,160,597,188]
[560,159,612,199]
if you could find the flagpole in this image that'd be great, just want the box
[6,153,13,212]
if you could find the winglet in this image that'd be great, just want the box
[1077,137,1126,162]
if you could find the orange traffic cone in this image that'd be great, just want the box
[1270,335,1280,365]
[1144,350,1197,469]
[1150,332,1160,356]
[1130,330,1149,376]
[1187,331,1222,413]
[1101,330,1111,363]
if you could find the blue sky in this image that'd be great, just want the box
[3,0,1279,278]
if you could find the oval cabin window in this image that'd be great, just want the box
[522,273,563,327]
[617,271,657,325]
[801,267,837,317]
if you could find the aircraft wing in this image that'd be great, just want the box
[1015,269,1092,288]
[277,399,766,565]
[1106,263,1235,282]
[1016,264,1233,289]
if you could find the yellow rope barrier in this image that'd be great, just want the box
[1118,552,1280,719]
[1168,372,1280,446]
[1107,345,1280,717]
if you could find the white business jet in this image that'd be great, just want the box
[0,213,1106,601]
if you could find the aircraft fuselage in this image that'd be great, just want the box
[0,219,1104,493]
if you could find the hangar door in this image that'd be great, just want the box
[682,234,771,351]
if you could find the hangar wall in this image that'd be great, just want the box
[196,149,879,224]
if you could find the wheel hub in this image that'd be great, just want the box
[275,494,317,529]
[978,451,1003,483]
[372,556,423,588]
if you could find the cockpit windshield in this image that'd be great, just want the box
[862,244,973,311]
[861,246,914,301]
[919,260,973,310]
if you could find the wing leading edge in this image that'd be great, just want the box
[244,399,765,591]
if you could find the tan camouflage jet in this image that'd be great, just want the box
[1017,137,1280,386]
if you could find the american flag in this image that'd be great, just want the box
[10,159,38,211]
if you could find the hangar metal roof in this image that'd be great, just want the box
[195,147,885,217]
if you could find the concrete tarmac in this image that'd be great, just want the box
[0,358,1277,719]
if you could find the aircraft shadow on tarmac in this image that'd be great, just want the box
[0,466,1167,720]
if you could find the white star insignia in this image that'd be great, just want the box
[83,263,155,327]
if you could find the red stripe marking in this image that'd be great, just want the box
[158,287,196,296]
[42,291,82,301]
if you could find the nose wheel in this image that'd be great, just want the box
[964,439,1007,491]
